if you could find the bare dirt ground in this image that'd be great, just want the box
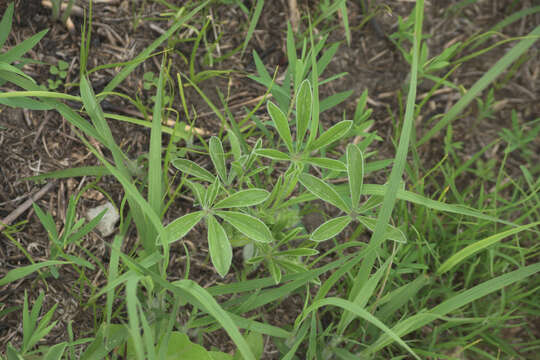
[1,0,539,357]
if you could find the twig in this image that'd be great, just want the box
[0,181,56,232]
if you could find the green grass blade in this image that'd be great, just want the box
[437,221,540,274]
[319,90,353,113]
[148,61,165,217]
[0,3,14,48]
[354,0,424,301]
[115,251,256,360]
[0,90,80,102]
[365,262,540,354]
[172,280,255,360]
[24,166,110,182]
[339,3,351,46]
[418,25,540,146]
[0,29,48,63]
[240,0,264,58]
[0,261,70,286]
[126,278,144,360]
[337,257,393,335]
[101,1,209,96]
[300,297,420,360]
[79,136,164,248]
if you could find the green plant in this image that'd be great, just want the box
[48,0,76,23]
[1,0,540,359]
[4,291,68,359]
[47,59,69,90]
[143,70,172,104]
[0,3,50,110]
[499,110,540,160]
[31,191,104,278]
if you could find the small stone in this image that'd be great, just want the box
[86,202,119,237]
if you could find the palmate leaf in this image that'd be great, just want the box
[347,143,365,210]
[299,173,350,212]
[267,101,293,153]
[162,211,205,244]
[295,79,312,149]
[207,215,232,277]
[213,189,270,209]
[172,158,215,182]
[306,157,346,172]
[215,210,273,243]
[310,215,352,242]
[308,120,353,152]
[255,148,290,161]
[209,136,227,183]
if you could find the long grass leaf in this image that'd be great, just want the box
[0,3,14,48]
[101,1,209,96]
[437,221,540,274]
[418,25,540,146]
[354,0,424,301]
[301,297,420,360]
[148,61,165,217]
[364,262,540,354]
[0,261,70,286]
[241,0,264,58]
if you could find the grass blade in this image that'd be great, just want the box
[0,261,70,286]
[240,0,264,58]
[0,3,14,48]
[365,262,540,354]
[300,297,420,360]
[148,60,165,217]
[418,25,540,146]
[101,1,209,96]
[437,221,540,274]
